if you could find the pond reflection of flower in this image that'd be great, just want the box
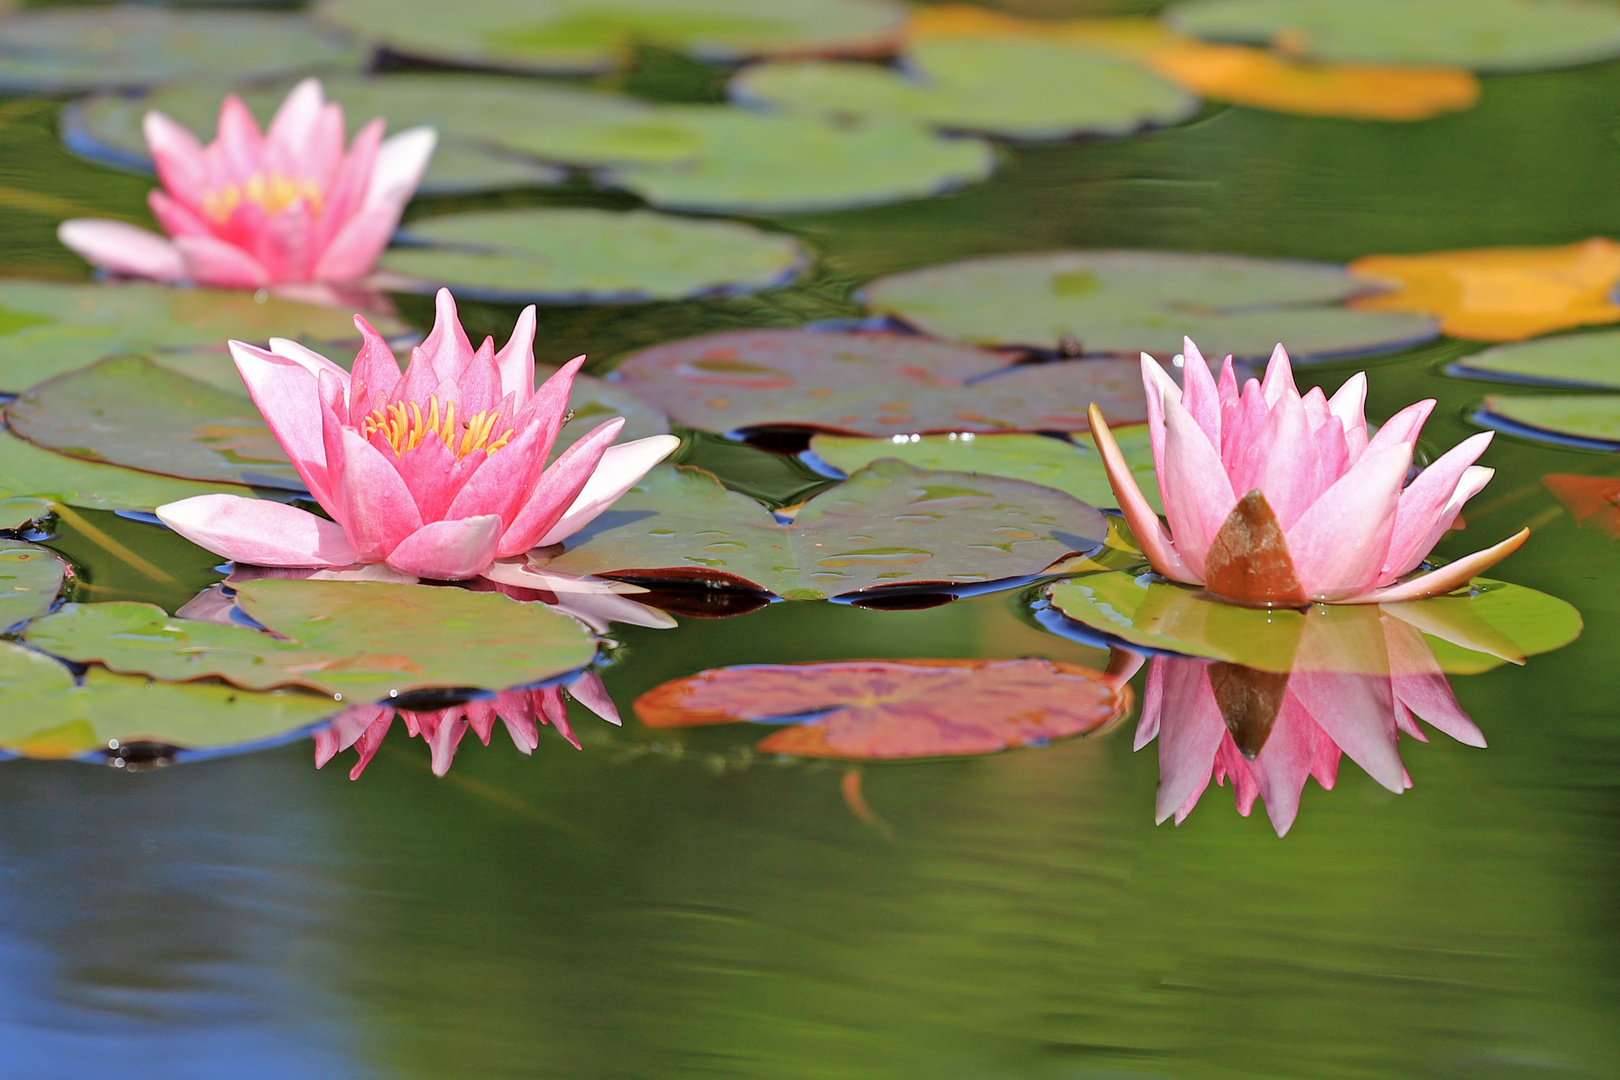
[1090,337,1528,606]
[316,671,619,779]
[155,290,679,584]
[1134,606,1485,836]
[60,79,435,291]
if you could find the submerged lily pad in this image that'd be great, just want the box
[0,641,335,760]
[0,430,255,513]
[1165,0,1620,74]
[316,0,904,74]
[635,658,1128,759]
[540,459,1107,600]
[378,208,806,303]
[602,109,996,215]
[26,578,598,701]
[808,429,1162,513]
[0,541,68,631]
[732,38,1197,140]
[0,280,406,393]
[1543,473,1620,537]
[1043,570,1581,674]
[609,328,1149,437]
[0,7,358,93]
[1451,330,1620,389]
[1475,394,1620,450]
[7,356,303,491]
[862,250,1438,359]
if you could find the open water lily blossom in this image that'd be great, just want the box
[155,289,680,582]
[1089,338,1530,606]
[58,78,435,289]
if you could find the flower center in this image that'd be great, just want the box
[360,395,515,461]
[201,171,325,223]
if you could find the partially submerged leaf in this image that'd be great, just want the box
[862,250,1438,359]
[1349,238,1620,342]
[25,578,598,701]
[609,328,1149,437]
[540,460,1108,600]
[1451,330,1620,389]
[0,541,68,631]
[0,429,256,513]
[1476,393,1620,450]
[1543,473,1620,537]
[635,657,1128,759]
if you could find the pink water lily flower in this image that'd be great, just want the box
[156,289,680,582]
[1089,337,1529,606]
[58,77,435,289]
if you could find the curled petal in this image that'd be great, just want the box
[1379,432,1495,582]
[1348,528,1530,605]
[497,418,624,557]
[173,234,271,288]
[156,495,357,567]
[1089,404,1193,581]
[1160,388,1236,579]
[58,219,186,281]
[384,515,503,580]
[537,434,682,547]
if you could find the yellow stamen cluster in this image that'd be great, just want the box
[360,395,516,460]
[201,171,325,223]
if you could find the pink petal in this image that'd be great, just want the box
[147,190,212,239]
[497,418,624,557]
[1364,399,1435,458]
[156,495,358,567]
[315,703,390,767]
[142,110,208,203]
[521,354,587,459]
[537,434,681,547]
[363,126,436,213]
[57,219,186,281]
[267,337,351,384]
[1285,442,1410,601]
[314,126,435,283]
[1140,353,1180,502]
[349,315,403,417]
[1348,528,1530,604]
[213,94,264,178]
[1259,343,1298,407]
[173,234,270,288]
[393,429,482,522]
[1160,388,1236,580]
[229,341,336,507]
[1134,655,1165,750]
[416,288,476,382]
[495,306,539,403]
[1089,405,1192,582]
[1178,336,1222,449]
[336,428,424,560]
[443,421,544,525]
[1327,371,1368,438]
[1154,660,1227,824]
[313,203,398,283]
[1244,694,1319,837]
[384,515,503,580]
[315,118,384,253]
[265,77,325,156]
[1289,671,1407,793]
[1378,432,1495,582]
[566,671,622,726]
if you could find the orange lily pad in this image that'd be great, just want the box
[634,657,1130,759]
[1348,238,1620,341]
[1543,473,1620,537]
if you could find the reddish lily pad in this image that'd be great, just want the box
[1543,473,1620,536]
[634,657,1129,759]
[539,459,1107,600]
[609,328,1148,438]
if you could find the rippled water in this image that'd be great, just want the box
[3,28,1620,1080]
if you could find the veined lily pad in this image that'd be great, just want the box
[1164,0,1620,74]
[635,658,1128,759]
[808,429,1163,513]
[602,108,997,215]
[1452,330,1620,389]
[609,328,1149,437]
[26,578,598,702]
[1475,394,1620,450]
[0,541,68,631]
[378,208,806,303]
[0,280,406,393]
[7,356,303,491]
[862,250,1438,359]
[0,430,255,513]
[1043,570,1581,675]
[540,459,1107,600]
[0,7,359,93]
[732,38,1197,141]
[0,641,336,760]
[316,0,905,75]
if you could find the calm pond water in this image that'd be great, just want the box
[3,15,1620,1080]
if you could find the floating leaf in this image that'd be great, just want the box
[808,429,1163,514]
[26,578,598,701]
[7,356,303,491]
[1043,570,1581,675]
[609,328,1149,437]
[635,658,1128,759]
[602,108,996,215]
[540,460,1107,600]
[862,250,1437,359]
[0,641,335,760]
[0,541,67,631]
[1543,473,1620,537]
[0,7,359,93]
[378,208,806,303]
[1475,393,1620,450]
[732,37,1197,140]
[1165,0,1620,74]
[0,280,406,393]
[1349,239,1620,342]
[1450,329,1620,389]
[316,0,905,74]
[0,429,254,513]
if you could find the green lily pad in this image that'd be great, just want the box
[808,429,1163,514]
[7,356,303,491]
[0,7,359,94]
[378,208,806,303]
[544,368,671,455]
[609,328,1150,437]
[1044,570,1581,675]
[0,429,255,513]
[26,578,598,701]
[0,541,68,631]
[1476,393,1620,450]
[602,108,997,215]
[732,38,1198,141]
[539,459,1107,600]
[0,280,406,393]
[1165,0,1620,74]
[0,640,336,760]
[316,0,905,75]
[0,498,51,532]
[1451,330,1620,389]
[862,250,1440,360]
